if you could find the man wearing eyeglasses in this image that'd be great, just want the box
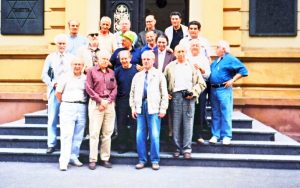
[66,20,88,55]
[137,15,163,49]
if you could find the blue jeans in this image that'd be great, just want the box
[136,100,161,164]
[47,89,60,147]
[172,92,195,154]
[210,87,233,139]
[59,102,87,165]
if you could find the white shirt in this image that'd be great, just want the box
[157,49,166,72]
[187,53,211,80]
[173,62,193,92]
[179,36,213,57]
[56,72,87,102]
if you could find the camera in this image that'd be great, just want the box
[181,90,193,98]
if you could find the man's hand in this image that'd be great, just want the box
[132,112,137,119]
[98,104,106,112]
[224,79,234,88]
[55,92,62,103]
[136,65,144,71]
[158,113,166,118]
[185,95,194,100]
[168,94,172,100]
[101,99,109,108]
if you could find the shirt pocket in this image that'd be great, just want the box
[106,77,116,90]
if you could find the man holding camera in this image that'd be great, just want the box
[164,45,206,159]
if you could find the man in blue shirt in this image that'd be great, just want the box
[114,50,138,153]
[209,40,248,145]
[110,31,142,70]
[65,20,87,55]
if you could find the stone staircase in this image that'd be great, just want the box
[0,109,300,169]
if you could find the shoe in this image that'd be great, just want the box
[209,136,218,144]
[59,163,68,171]
[101,161,112,168]
[184,152,192,159]
[70,159,83,167]
[152,163,160,170]
[89,162,97,170]
[222,137,231,145]
[46,147,55,154]
[197,138,205,144]
[135,163,145,170]
[173,151,180,158]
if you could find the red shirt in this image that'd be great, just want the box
[86,65,117,103]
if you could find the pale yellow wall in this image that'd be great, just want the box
[190,0,223,46]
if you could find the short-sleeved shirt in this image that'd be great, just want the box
[209,53,248,84]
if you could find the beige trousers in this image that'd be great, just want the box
[88,99,115,162]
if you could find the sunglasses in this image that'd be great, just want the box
[89,33,98,37]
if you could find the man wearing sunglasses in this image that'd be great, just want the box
[76,31,101,73]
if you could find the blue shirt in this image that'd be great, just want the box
[140,45,158,54]
[110,47,141,69]
[115,64,138,98]
[66,35,88,55]
[209,53,248,84]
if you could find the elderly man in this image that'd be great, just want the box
[86,50,117,170]
[187,39,211,144]
[140,30,158,53]
[209,40,248,145]
[41,34,74,154]
[76,30,100,73]
[110,31,142,70]
[165,11,188,50]
[66,20,87,55]
[55,58,87,171]
[164,45,206,159]
[114,18,138,48]
[114,50,138,153]
[130,51,168,170]
[180,20,213,63]
[98,16,117,54]
[137,15,163,48]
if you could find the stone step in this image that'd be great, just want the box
[0,135,298,155]
[0,124,275,141]
[24,110,253,129]
[0,148,300,169]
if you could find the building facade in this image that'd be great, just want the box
[0,0,299,140]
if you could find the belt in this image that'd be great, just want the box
[211,83,225,88]
[63,101,86,104]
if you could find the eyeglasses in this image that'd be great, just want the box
[89,33,99,37]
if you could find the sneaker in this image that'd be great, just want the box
[59,163,68,171]
[222,137,231,145]
[209,136,218,144]
[70,159,83,167]
[152,163,160,170]
[197,138,205,144]
[135,163,145,170]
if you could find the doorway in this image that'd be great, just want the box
[144,0,189,32]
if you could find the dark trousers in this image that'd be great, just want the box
[193,82,210,139]
[115,97,135,150]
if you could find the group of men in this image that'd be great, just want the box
[41,11,248,171]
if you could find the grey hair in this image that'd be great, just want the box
[218,40,230,53]
[54,34,68,44]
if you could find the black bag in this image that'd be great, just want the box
[47,67,54,81]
